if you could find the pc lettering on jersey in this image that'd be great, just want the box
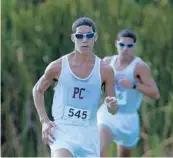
[72,87,85,99]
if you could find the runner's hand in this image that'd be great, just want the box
[42,120,57,145]
[104,96,118,115]
[119,78,133,88]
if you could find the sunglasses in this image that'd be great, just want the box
[118,42,135,48]
[74,32,95,39]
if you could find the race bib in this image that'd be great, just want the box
[63,106,91,125]
[116,91,127,105]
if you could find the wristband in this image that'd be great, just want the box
[133,83,137,89]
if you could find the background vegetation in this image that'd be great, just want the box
[2,0,173,157]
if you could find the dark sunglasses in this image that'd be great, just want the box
[74,32,95,39]
[118,42,135,48]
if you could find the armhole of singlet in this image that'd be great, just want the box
[132,57,142,81]
[53,55,66,90]
[98,57,102,89]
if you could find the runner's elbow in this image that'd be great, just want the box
[155,92,160,100]
[32,85,42,95]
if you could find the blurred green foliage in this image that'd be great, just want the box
[1,0,173,157]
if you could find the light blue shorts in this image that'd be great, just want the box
[49,123,100,157]
[97,104,140,148]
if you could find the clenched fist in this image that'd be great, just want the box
[119,78,133,88]
[104,96,118,115]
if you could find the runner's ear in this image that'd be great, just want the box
[71,34,75,42]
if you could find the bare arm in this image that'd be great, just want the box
[101,61,118,114]
[102,63,115,97]
[32,59,61,123]
[135,61,160,99]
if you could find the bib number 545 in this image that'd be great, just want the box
[68,108,87,120]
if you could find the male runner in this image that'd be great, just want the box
[98,29,160,157]
[33,17,118,157]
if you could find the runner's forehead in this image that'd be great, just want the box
[76,26,93,34]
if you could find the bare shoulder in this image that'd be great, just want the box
[103,56,114,64]
[101,60,113,71]
[100,60,114,80]
[135,59,151,74]
[44,57,62,79]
